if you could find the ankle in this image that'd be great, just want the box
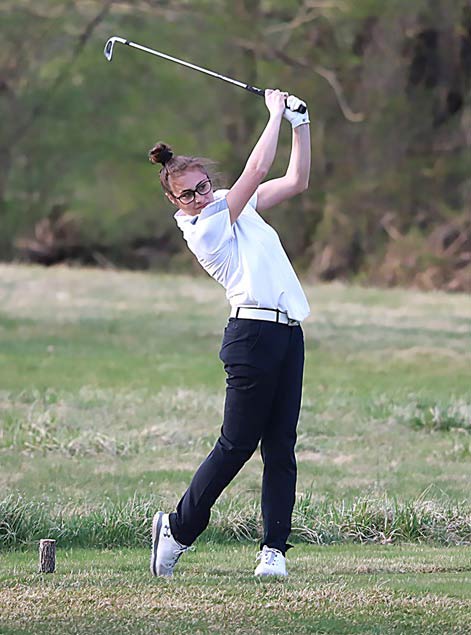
[262,544,285,557]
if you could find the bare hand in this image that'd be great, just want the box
[265,89,288,118]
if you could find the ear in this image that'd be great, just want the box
[165,191,179,207]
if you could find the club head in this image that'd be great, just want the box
[104,36,127,61]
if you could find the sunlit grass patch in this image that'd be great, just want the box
[396,401,470,432]
[1,545,470,634]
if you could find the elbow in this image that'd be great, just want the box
[294,177,309,195]
[246,161,270,182]
[287,169,310,195]
[299,179,310,193]
[253,164,270,181]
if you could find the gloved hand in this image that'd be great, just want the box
[283,95,310,128]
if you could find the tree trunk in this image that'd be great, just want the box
[0,145,13,258]
[222,0,262,176]
[0,147,11,219]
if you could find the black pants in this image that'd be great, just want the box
[169,318,305,553]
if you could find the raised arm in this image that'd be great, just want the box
[226,90,286,225]
[257,96,311,212]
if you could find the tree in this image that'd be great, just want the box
[1,0,469,289]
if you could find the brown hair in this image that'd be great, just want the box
[148,142,216,196]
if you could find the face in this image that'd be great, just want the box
[166,169,214,216]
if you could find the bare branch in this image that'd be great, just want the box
[309,63,365,123]
[272,47,364,123]
[233,38,365,123]
[265,0,346,37]
[252,0,362,120]
[110,0,196,17]
[265,7,322,40]
[304,0,348,9]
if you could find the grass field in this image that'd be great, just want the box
[1,544,471,634]
[1,263,470,633]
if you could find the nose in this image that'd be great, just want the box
[194,191,206,205]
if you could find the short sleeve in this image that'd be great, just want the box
[189,196,233,256]
[248,190,258,210]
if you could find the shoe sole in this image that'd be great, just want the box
[150,511,164,576]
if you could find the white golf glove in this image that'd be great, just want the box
[283,95,310,128]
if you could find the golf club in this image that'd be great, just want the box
[104,36,307,114]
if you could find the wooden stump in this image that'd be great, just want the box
[39,539,56,573]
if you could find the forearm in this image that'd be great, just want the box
[285,123,311,190]
[244,112,283,178]
[226,90,286,223]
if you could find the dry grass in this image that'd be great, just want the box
[1,545,470,634]
[1,265,471,633]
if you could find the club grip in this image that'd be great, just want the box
[245,85,266,97]
[246,86,307,113]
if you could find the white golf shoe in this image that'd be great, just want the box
[254,545,288,577]
[150,511,190,577]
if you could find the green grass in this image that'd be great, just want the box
[1,263,471,632]
[1,265,470,509]
[1,544,471,634]
[2,492,470,549]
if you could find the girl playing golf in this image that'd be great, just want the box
[149,89,310,577]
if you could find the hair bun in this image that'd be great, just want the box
[148,142,174,166]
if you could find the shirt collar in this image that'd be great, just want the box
[173,189,226,226]
[174,208,199,228]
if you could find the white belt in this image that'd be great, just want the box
[230,306,300,326]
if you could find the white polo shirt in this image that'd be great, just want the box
[174,189,310,322]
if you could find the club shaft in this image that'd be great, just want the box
[105,36,307,113]
[121,39,264,97]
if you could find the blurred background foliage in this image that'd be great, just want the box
[1,0,470,290]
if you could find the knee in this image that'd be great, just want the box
[261,443,296,470]
[216,434,258,462]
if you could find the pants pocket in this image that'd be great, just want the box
[219,320,263,363]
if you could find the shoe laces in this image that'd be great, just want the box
[256,547,283,566]
[170,544,194,564]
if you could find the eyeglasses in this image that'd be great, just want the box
[173,178,212,205]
